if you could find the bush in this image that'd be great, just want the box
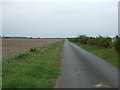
[68,35,114,49]
[30,48,36,52]
[113,37,120,52]
[88,37,97,46]
[78,35,88,44]
[95,36,111,48]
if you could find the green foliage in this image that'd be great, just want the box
[68,35,119,52]
[113,36,120,52]
[96,36,112,48]
[88,37,97,46]
[78,35,88,44]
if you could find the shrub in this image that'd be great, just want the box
[30,48,36,52]
[68,35,114,49]
[78,35,88,44]
[113,37,120,52]
[88,37,97,46]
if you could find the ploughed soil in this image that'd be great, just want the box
[2,38,62,60]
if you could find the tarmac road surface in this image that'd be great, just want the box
[56,39,118,88]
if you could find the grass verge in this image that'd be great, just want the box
[2,40,64,88]
[72,42,119,67]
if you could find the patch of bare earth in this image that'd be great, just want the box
[2,38,62,60]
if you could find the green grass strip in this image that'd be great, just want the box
[2,40,64,88]
[73,42,119,67]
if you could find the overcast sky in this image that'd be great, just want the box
[1,0,119,38]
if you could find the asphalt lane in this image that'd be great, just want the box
[56,40,118,88]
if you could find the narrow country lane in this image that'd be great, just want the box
[56,39,118,88]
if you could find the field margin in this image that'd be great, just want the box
[2,40,64,88]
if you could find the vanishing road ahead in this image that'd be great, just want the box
[56,40,118,88]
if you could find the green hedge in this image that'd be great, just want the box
[68,35,120,52]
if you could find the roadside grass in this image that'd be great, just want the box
[2,40,64,88]
[72,42,119,67]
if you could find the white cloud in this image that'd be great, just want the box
[1,0,119,3]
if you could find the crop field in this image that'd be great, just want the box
[2,39,62,60]
[3,41,64,88]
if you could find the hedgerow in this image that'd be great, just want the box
[68,35,120,52]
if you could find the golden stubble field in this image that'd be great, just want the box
[2,38,62,60]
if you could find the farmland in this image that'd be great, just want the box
[2,39,62,60]
[3,40,64,88]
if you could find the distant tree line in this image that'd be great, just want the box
[68,35,120,52]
